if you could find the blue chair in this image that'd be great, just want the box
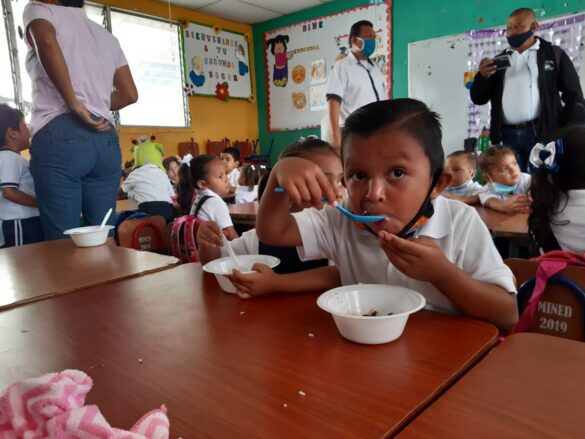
[245,139,273,166]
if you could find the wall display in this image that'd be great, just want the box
[264,2,391,131]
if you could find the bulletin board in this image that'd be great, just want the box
[182,21,252,100]
[264,1,391,132]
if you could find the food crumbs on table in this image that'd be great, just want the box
[283,403,288,408]
[308,333,314,337]
[240,311,245,315]
[138,358,143,363]
[298,390,306,396]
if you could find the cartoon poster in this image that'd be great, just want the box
[264,2,390,131]
[182,22,252,100]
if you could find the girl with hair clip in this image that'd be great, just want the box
[176,154,238,240]
[235,164,260,204]
[528,125,585,253]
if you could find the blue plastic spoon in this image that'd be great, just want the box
[274,187,386,224]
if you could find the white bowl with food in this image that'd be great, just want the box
[63,225,114,247]
[317,284,426,344]
[202,255,280,294]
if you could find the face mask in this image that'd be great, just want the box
[356,37,376,57]
[507,29,533,49]
[491,182,519,194]
[445,179,472,193]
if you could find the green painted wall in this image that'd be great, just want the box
[254,0,585,161]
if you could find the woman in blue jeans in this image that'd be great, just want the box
[24,0,137,240]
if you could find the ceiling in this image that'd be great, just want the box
[158,0,334,24]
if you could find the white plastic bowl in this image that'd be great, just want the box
[317,284,426,344]
[202,255,280,294]
[63,225,114,247]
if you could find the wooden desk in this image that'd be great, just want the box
[0,239,178,310]
[398,333,585,438]
[473,205,512,231]
[0,264,497,438]
[116,198,138,212]
[491,213,529,239]
[228,201,258,225]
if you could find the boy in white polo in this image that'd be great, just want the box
[0,105,44,247]
[324,20,386,147]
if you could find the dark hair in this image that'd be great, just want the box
[529,125,585,251]
[266,35,289,55]
[222,146,240,162]
[341,99,444,175]
[239,164,260,190]
[257,169,271,202]
[60,0,85,7]
[162,156,180,171]
[478,145,515,175]
[447,150,477,169]
[348,20,373,47]
[279,137,339,160]
[176,154,217,215]
[0,104,24,145]
[510,8,536,19]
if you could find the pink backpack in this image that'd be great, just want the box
[170,195,211,264]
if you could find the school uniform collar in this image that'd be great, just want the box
[197,188,223,199]
[347,51,374,67]
[416,196,451,239]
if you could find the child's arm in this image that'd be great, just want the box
[229,265,341,299]
[484,195,530,214]
[256,157,338,247]
[1,188,37,207]
[378,233,518,332]
[197,221,222,264]
[444,194,480,205]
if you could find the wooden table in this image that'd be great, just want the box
[116,198,138,212]
[0,264,498,438]
[228,201,258,225]
[473,205,513,231]
[398,333,585,438]
[491,213,529,239]
[0,239,178,310]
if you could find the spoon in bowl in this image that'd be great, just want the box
[221,233,246,271]
[98,208,113,231]
[274,187,386,224]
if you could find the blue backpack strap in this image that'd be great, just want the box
[193,195,212,217]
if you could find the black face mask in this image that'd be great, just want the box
[507,29,533,49]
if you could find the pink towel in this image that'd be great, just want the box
[0,369,169,438]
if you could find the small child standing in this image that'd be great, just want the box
[0,105,43,247]
[121,163,175,223]
[235,164,260,204]
[478,145,531,213]
[443,151,482,205]
[528,125,585,253]
[220,147,241,193]
[177,154,238,240]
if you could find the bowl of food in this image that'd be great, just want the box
[63,225,114,247]
[317,284,426,344]
[202,255,280,294]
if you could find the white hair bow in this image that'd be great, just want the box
[180,153,193,165]
[529,140,563,173]
[299,134,319,142]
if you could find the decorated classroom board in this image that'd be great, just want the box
[182,21,252,100]
[409,12,585,156]
[264,1,391,132]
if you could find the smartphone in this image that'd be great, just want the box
[492,54,511,70]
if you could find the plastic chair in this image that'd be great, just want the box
[117,215,171,254]
[178,137,199,159]
[234,139,253,159]
[206,138,229,156]
[506,258,585,341]
[246,139,274,165]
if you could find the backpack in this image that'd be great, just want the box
[113,211,149,245]
[171,195,211,263]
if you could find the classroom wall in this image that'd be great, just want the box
[252,0,369,162]
[392,0,585,98]
[94,0,258,164]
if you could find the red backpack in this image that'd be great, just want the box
[171,195,211,263]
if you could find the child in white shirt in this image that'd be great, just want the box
[121,163,175,223]
[235,164,259,204]
[443,151,482,205]
[478,145,531,213]
[255,99,518,331]
[0,105,43,248]
[220,147,241,196]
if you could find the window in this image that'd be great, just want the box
[0,1,15,106]
[11,0,32,117]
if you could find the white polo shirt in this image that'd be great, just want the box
[326,51,386,122]
[444,179,483,197]
[0,150,40,247]
[292,196,516,314]
[191,188,233,230]
[227,168,241,188]
[551,190,585,252]
[478,173,531,205]
[235,185,258,204]
[121,164,174,205]
[502,39,541,124]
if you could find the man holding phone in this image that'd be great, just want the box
[470,8,584,171]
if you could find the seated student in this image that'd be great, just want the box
[0,105,44,248]
[235,164,260,204]
[177,154,238,240]
[197,137,343,298]
[220,147,241,197]
[443,151,482,205]
[162,156,181,187]
[528,125,585,253]
[255,99,518,331]
[121,163,175,223]
[478,146,531,213]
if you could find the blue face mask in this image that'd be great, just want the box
[357,37,376,57]
[491,182,519,194]
[507,29,533,49]
[445,179,472,193]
